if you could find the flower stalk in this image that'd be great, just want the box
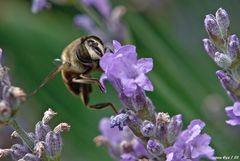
[203,8,240,126]
[8,119,35,150]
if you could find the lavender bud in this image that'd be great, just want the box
[19,153,40,161]
[204,14,222,40]
[8,86,26,108]
[132,91,146,111]
[140,120,155,137]
[228,34,240,58]
[147,139,164,157]
[42,108,57,124]
[214,52,232,69]
[155,113,170,144]
[216,70,240,101]
[45,131,62,158]
[53,123,70,134]
[216,8,230,37]
[202,39,217,59]
[119,93,133,108]
[167,114,183,144]
[11,144,30,160]
[10,131,19,139]
[0,148,12,158]
[156,112,170,125]
[35,121,51,141]
[110,113,128,130]
[34,141,45,158]
[216,70,237,90]
[144,98,156,123]
[0,101,11,123]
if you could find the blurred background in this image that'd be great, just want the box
[0,0,240,160]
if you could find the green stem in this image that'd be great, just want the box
[8,119,34,151]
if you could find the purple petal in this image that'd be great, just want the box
[116,45,137,62]
[225,104,240,126]
[113,40,122,52]
[191,134,215,160]
[121,78,137,96]
[99,74,108,93]
[99,118,125,143]
[135,74,153,92]
[100,52,114,71]
[233,102,240,116]
[137,58,153,73]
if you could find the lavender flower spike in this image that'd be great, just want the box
[0,48,26,126]
[0,109,70,161]
[225,102,240,126]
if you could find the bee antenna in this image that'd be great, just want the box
[27,64,64,99]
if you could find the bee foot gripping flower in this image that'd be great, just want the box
[203,8,240,126]
[0,108,70,161]
[96,41,215,160]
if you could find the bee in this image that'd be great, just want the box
[30,36,117,113]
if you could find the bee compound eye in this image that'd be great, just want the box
[76,45,92,64]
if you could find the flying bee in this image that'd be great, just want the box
[30,35,117,113]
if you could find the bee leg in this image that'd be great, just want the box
[78,87,118,114]
[72,77,105,92]
[88,103,118,114]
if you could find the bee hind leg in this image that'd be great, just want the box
[77,79,118,114]
[88,103,118,114]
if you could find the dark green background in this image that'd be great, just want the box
[0,0,239,160]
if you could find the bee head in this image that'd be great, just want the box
[76,36,105,65]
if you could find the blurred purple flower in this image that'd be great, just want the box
[165,119,215,161]
[31,0,50,14]
[0,49,26,126]
[81,0,111,17]
[73,14,107,40]
[75,1,128,43]
[225,102,240,126]
[100,40,153,97]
